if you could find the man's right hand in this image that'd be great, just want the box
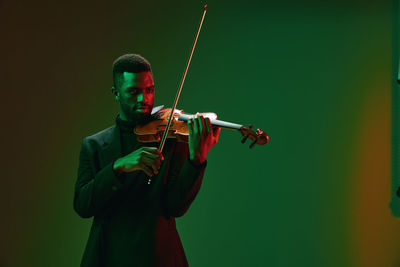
[113,147,164,177]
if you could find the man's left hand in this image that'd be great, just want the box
[188,115,221,165]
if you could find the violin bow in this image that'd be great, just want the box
[148,4,208,185]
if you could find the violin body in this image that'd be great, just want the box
[134,108,217,143]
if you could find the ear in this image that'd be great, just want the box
[111,86,119,99]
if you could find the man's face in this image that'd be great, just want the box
[115,71,155,122]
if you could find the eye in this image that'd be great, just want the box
[129,89,139,95]
[146,87,154,93]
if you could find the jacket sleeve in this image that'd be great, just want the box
[165,141,207,218]
[73,137,138,218]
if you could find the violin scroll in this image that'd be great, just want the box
[239,125,269,149]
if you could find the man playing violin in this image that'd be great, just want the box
[73,53,220,267]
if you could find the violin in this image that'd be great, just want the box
[134,107,269,149]
[137,5,269,184]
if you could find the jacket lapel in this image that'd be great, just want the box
[100,125,122,167]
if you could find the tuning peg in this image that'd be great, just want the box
[249,139,257,149]
[241,124,253,144]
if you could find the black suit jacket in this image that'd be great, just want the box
[74,120,207,267]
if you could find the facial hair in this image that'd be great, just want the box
[120,101,154,125]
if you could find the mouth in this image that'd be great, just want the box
[136,105,150,111]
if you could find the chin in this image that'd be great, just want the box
[139,108,152,114]
[128,111,152,124]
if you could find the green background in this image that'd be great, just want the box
[1,0,399,266]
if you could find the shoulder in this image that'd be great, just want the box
[86,125,115,140]
[82,125,116,147]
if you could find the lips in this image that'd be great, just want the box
[136,105,150,110]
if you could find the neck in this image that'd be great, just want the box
[119,112,130,122]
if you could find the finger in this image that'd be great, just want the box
[142,147,158,152]
[200,116,209,135]
[142,147,163,157]
[197,116,204,136]
[141,152,162,170]
[213,126,221,137]
[205,117,211,135]
[143,149,164,161]
[139,162,154,177]
[142,150,158,159]
[200,116,208,139]
[193,116,200,135]
[188,118,194,136]
[188,118,194,129]
[213,126,221,143]
[155,149,164,161]
[144,153,162,169]
[141,156,160,175]
[154,156,163,169]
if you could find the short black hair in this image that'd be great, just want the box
[112,54,152,89]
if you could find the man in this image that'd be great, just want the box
[74,54,220,267]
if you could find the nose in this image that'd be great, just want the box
[136,92,144,102]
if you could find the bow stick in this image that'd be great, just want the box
[148,4,208,185]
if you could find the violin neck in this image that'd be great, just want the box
[178,114,243,131]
